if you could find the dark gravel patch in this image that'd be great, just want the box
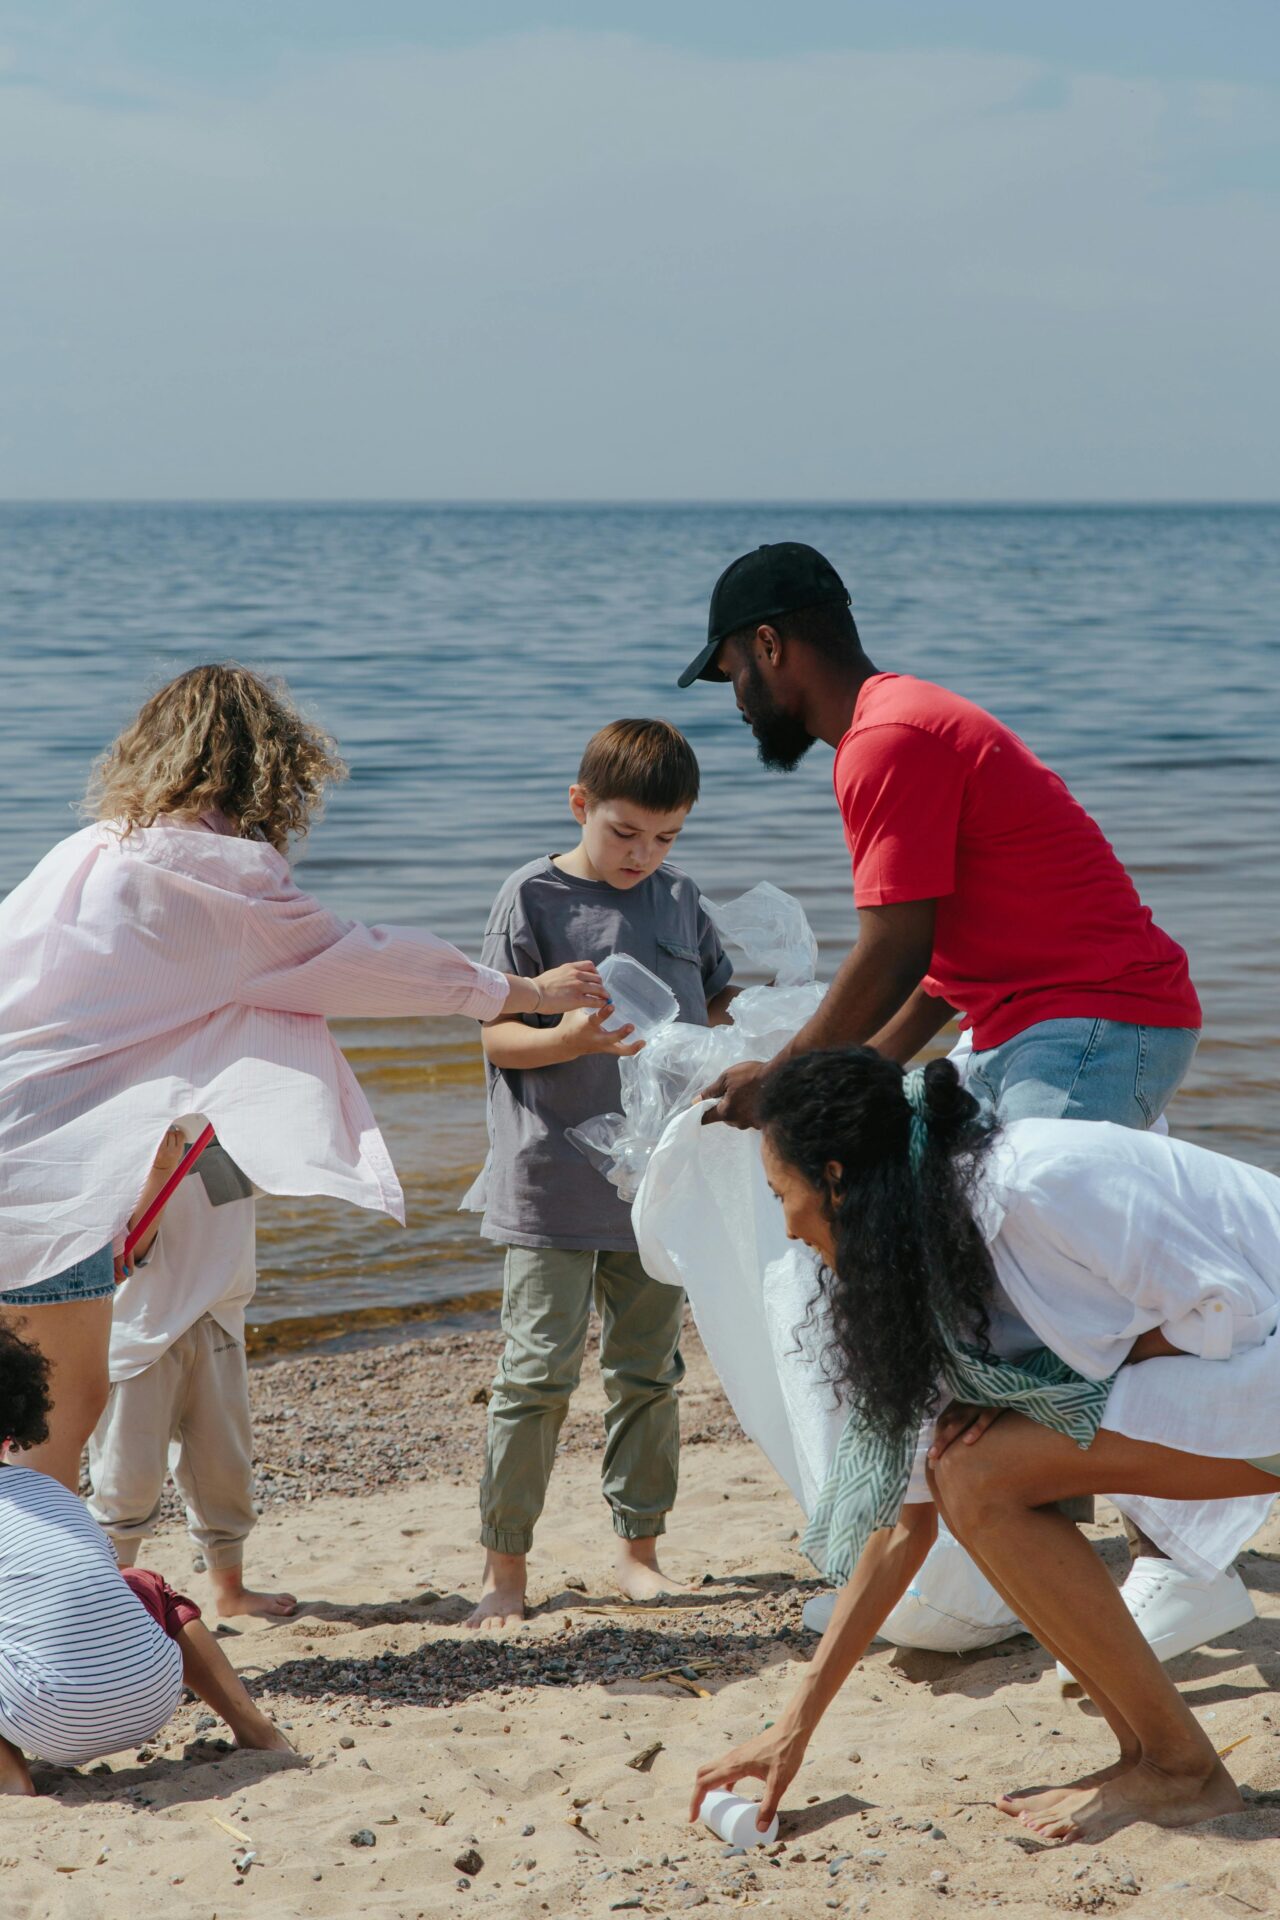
[261,1604,814,1714]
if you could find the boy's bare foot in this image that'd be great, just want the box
[0,1737,35,1796]
[615,1537,685,1603]
[465,1550,527,1630]
[210,1568,297,1619]
[1011,1755,1241,1843]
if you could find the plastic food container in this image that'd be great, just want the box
[597,953,678,1038]
[699,1788,779,1848]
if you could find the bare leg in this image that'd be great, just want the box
[209,1562,297,1620]
[929,1473,1142,1797]
[466,1549,527,1629]
[935,1418,1270,1842]
[0,1298,111,1492]
[0,1737,35,1797]
[113,1536,142,1568]
[615,1535,686,1602]
[175,1619,294,1753]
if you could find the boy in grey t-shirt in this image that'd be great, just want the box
[466,720,737,1629]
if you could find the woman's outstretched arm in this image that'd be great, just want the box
[689,1502,938,1833]
[236,883,604,1022]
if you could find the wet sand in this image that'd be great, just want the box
[17,1320,1280,1920]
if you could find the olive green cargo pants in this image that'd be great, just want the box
[479,1248,685,1555]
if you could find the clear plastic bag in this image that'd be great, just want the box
[703,880,819,988]
[564,884,826,1202]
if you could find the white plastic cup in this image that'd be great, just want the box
[700,1788,779,1848]
[597,953,679,1038]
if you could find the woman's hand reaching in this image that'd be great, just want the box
[501,961,608,1019]
[689,1722,810,1835]
[535,960,609,1014]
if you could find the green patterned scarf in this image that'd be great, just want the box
[803,1340,1115,1584]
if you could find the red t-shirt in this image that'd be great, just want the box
[833,674,1201,1051]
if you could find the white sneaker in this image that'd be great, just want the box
[1055,1559,1255,1692]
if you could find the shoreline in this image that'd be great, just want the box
[35,1319,1280,1920]
[244,1288,504,1364]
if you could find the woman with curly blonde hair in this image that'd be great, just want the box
[86,662,352,853]
[0,665,606,1490]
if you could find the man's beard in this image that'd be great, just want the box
[740,657,815,773]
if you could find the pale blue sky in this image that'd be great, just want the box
[1,4,1277,499]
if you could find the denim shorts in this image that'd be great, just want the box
[967,1018,1200,1131]
[0,1245,115,1306]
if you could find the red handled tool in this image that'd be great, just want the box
[121,1122,216,1264]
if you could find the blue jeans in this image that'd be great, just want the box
[967,1018,1200,1130]
[0,1245,115,1306]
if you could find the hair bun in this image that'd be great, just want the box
[920,1057,981,1138]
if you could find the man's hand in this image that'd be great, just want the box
[700,1058,768,1129]
[558,1006,645,1061]
[689,1722,811,1833]
[926,1402,1003,1466]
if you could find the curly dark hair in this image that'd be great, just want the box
[759,1047,998,1446]
[0,1323,53,1454]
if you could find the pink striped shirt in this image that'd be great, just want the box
[0,820,509,1291]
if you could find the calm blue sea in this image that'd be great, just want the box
[2,504,1277,1341]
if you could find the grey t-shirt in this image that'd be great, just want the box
[479,857,733,1251]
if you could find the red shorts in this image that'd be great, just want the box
[122,1567,202,1639]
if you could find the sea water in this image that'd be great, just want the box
[1,503,1276,1346]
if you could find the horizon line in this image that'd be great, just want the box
[0,497,1277,512]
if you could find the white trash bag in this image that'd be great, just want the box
[635,1104,1022,1653]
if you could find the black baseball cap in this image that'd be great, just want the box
[677,541,851,688]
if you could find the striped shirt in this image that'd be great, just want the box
[0,818,509,1290]
[0,1466,183,1766]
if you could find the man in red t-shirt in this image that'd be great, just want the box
[679,541,1246,1673]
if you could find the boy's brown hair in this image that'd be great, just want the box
[577,719,700,813]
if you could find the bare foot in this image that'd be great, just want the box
[1014,1756,1241,1843]
[615,1539,685,1603]
[998,1756,1138,1816]
[210,1567,297,1619]
[465,1549,527,1630]
[213,1584,298,1620]
[0,1737,35,1797]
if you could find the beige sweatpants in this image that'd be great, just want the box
[87,1314,256,1571]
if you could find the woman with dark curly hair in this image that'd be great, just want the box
[691,1047,1280,1845]
[0,664,607,1488]
[0,1324,290,1795]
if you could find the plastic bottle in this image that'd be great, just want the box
[699,1788,779,1848]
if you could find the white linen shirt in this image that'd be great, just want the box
[0,821,508,1290]
[985,1119,1280,1377]
[905,1118,1280,1574]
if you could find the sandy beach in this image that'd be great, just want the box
[4,1319,1275,1920]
